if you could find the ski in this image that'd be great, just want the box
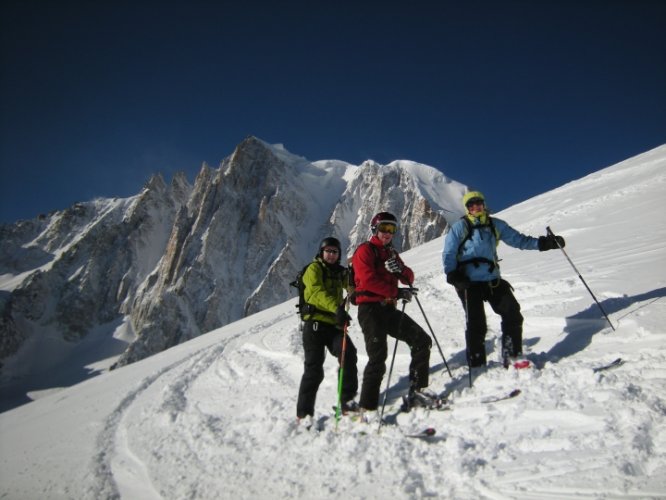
[593,357,624,373]
[326,413,440,441]
[480,388,522,404]
[406,427,437,439]
[399,395,451,413]
[376,422,442,442]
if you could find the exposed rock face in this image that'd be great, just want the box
[0,174,191,368]
[0,136,467,394]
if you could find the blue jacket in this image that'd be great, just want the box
[442,216,539,282]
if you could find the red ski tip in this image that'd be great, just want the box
[513,360,531,369]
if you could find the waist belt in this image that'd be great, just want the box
[459,257,496,273]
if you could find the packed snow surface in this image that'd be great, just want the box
[1,146,665,499]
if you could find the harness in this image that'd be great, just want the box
[456,216,500,273]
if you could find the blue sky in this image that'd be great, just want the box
[1,0,664,224]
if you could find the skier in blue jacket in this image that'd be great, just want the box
[443,191,565,368]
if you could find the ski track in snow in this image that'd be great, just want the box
[84,296,666,499]
[86,345,222,499]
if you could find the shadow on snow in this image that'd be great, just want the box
[381,286,666,401]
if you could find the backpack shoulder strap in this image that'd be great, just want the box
[457,216,474,258]
[488,216,500,243]
[349,241,383,303]
[360,241,382,267]
[457,216,499,253]
[291,260,326,319]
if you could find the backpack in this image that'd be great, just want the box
[289,260,338,320]
[456,216,501,272]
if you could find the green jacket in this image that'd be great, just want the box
[302,257,348,325]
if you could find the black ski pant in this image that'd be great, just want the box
[297,320,358,418]
[457,279,523,367]
[357,302,432,410]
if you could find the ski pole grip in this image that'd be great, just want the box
[546,226,564,249]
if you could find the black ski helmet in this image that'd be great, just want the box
[370,212,398,233]
[319,236,342,263]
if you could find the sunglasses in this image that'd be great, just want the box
[323,248,339,254]
[377,223,397,234]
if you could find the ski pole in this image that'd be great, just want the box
[463,289,473,388]
[546,226,615,331]
[335,297,351,428]
[411,287,453,378]
[378,300,406,434]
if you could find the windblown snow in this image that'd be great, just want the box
[1,145,665,499]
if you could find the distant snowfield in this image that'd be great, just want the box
[1,145,665,499]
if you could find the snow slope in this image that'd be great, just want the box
[1,145,665,499]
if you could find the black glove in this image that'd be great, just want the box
[446,270,470,290]
[385,257,403,274]
[538,234,565,251]
[396,288,413,302]
[336,305,352,327]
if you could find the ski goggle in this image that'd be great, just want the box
[465,198,485,208]
[323,248,339,254]
[376,223,398,234]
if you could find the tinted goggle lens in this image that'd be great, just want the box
[465,198,484,208]
[323,248,339,254]
[377,223,397,234]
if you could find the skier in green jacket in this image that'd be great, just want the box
[296,237,358,423]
